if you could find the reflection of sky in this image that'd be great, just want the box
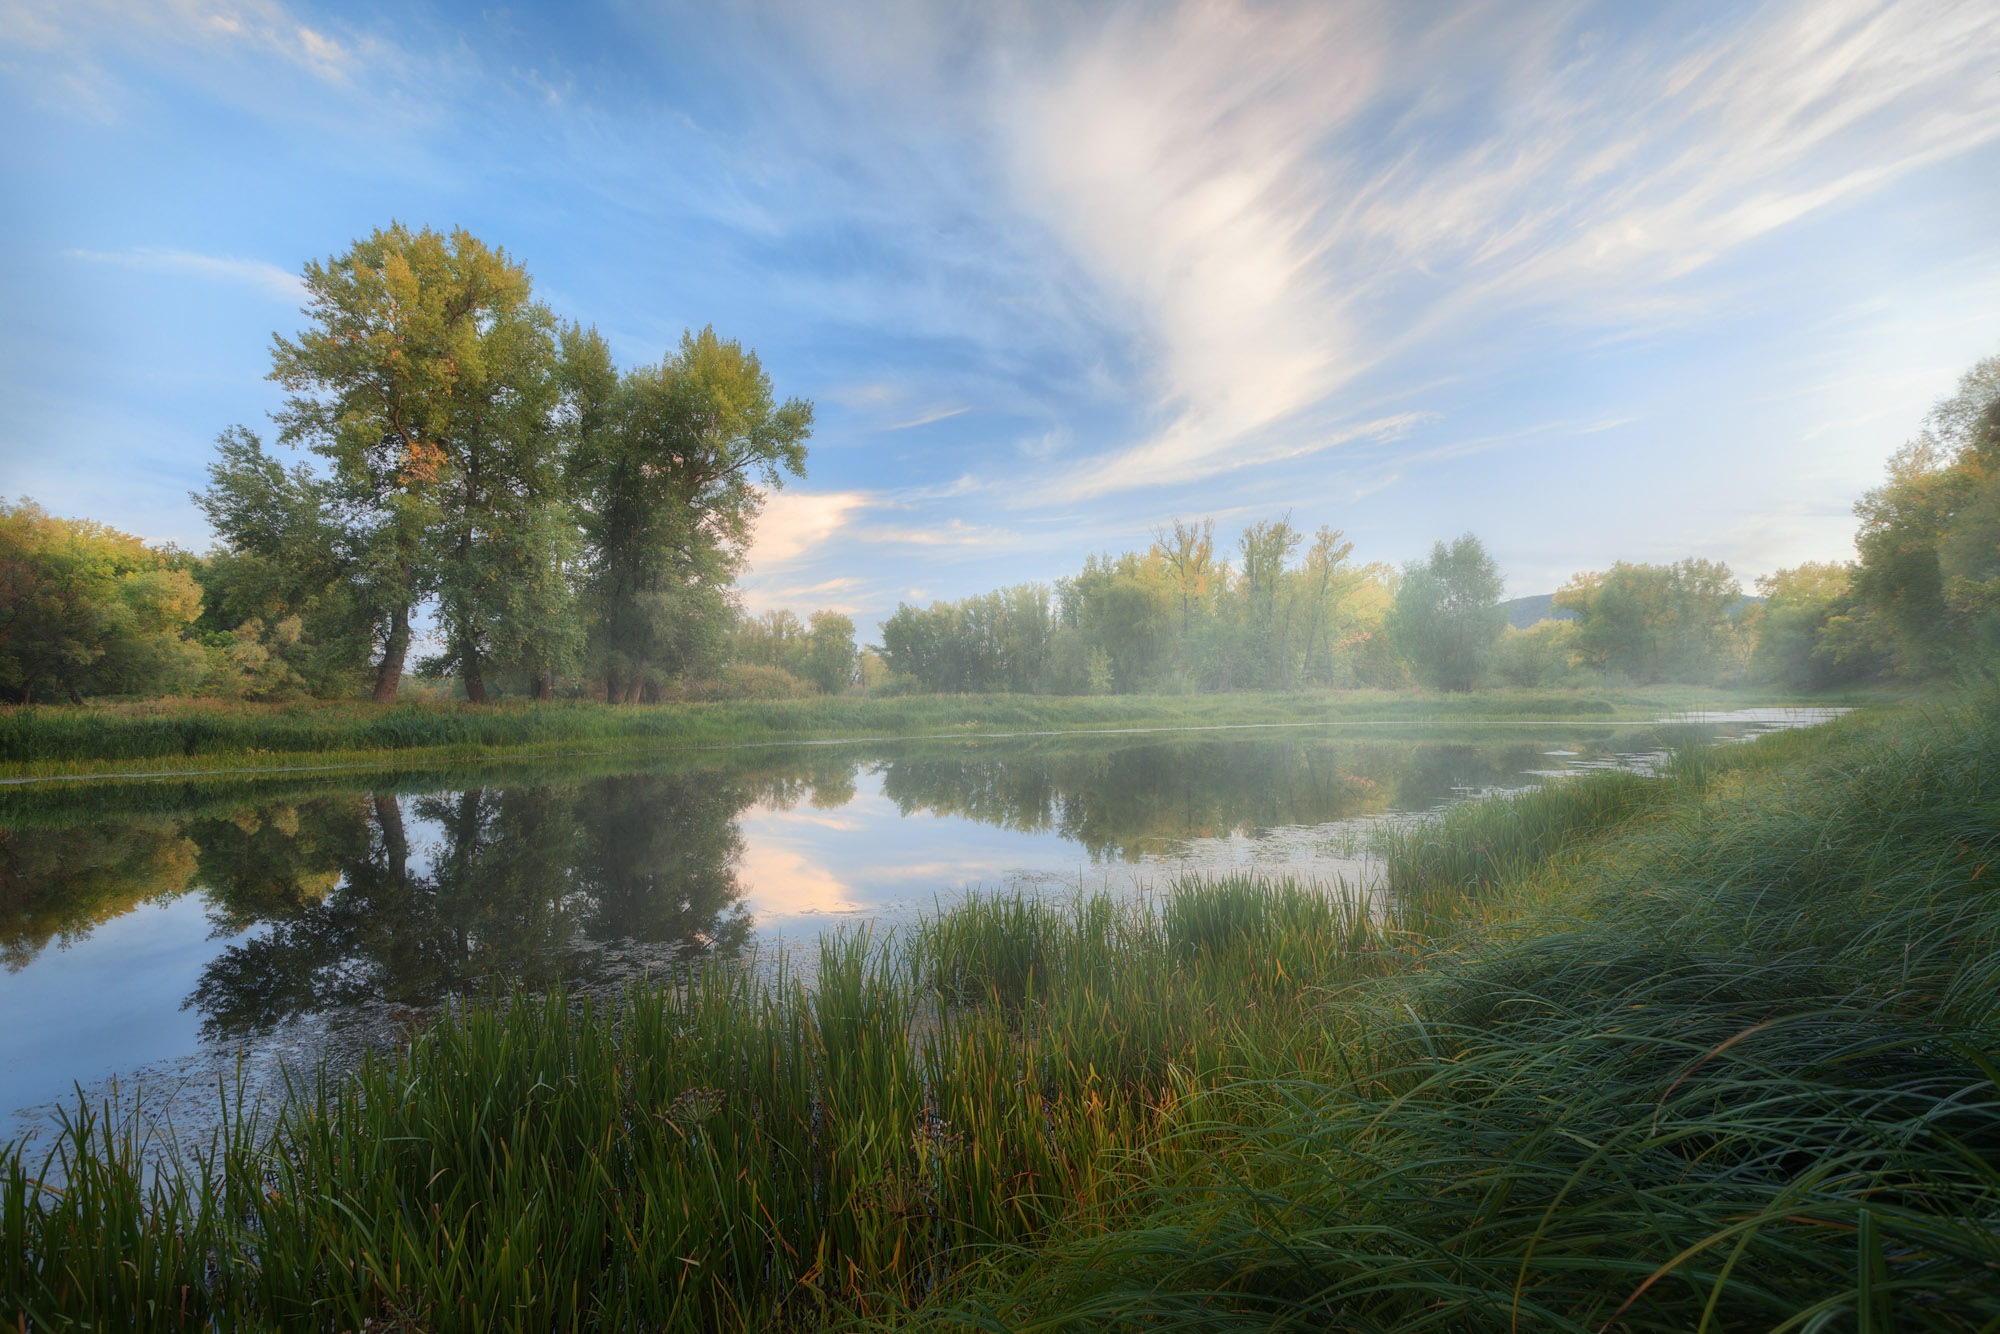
[736,773,1378,945]
[0,896,249,1142]
[0,711,1842,1139]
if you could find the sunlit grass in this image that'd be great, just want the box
[5,691,1992,1330]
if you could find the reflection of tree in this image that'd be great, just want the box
[741,752,859,813]
[0,819,198,970]
[187,798,370,933]
[187,775,754,1038]
[876,739,1403,861]
[572,775,751,956]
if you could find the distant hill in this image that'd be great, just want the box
[1502,592,1764,630]
[1502,594,1575,629]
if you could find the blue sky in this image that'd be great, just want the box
[3,0,1998,634]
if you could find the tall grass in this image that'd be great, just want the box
[2,878,1391,1331]
[918,695,2000,1331]
[6,693,1991,1330]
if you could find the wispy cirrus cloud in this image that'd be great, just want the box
[973,0,2000,501]
[65,247,304,301]
[886,405,970,431]
[2,0,366,114]
[855,518,1013,549]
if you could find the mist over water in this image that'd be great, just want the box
[0,711,1834,1140]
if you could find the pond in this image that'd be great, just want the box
[0,709,1838,1142]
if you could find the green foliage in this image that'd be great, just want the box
[192,428,374,696]
[191,228,813,706]
[1490,618,1579,687]
[575,327,813,703]
[3,876,1388,1330]
[269,223,555,701]
[0,500,207,703]
[1747,561,1885,689]
[1849,354,2000,676]
[877,521,1396,695]
[729,609,859,694]
[880,583,1059,693]
[1554,556,1743,684]
[686,661,818,701]
[1387,533,1507,692]
[914,695,2000,1331]
[0,687,1752,779]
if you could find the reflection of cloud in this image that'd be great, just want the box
[736,842,859,919]
[65,248,303,301]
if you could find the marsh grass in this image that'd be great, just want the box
[5,693,1994,1331]
[0,686,1789,779]
[921,694,2000,1331]
[2,877,1395,1331]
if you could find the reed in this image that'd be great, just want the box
[5,693,1990,1331]
[1,875,1396,1331]
[917,693,2000,1331]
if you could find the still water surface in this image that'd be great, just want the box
[0,711,1835,1140]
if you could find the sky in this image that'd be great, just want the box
[3,0,1998,635]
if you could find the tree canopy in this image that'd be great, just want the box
[1387,535,1506,692]
[0,500,205,704]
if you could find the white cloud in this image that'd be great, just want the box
[65,247,304,301]
[2,0,361,82]
[1002,3,1380,500]
[973,0,2000,501]
[741,490,876,571]
[0,0,422,123]
[735,576,869,617]
[854,519,1010,548]
[886,405,970,431]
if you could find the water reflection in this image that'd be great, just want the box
[0,717,1826,1127]
[186,777,758,1038]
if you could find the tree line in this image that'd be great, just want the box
[1,220,1993,706]
[873,352,1999,695]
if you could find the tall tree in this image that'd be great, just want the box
[1850,355,2000,674]
[194,426,374,696]
[1388,534,1506,692]
[1296,525,1361,686]
[574,327,812,702]
[1236,516,1303,689]
[268,223,562,702]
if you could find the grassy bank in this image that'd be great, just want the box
[0,685,1828,782]
[6,693,1994,1329]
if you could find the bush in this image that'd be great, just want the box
[685,662,816,701]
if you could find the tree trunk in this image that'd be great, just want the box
[373,792,408,881]
[531,673,553,701]
[463,662,490,704]
[373,605,412,703]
